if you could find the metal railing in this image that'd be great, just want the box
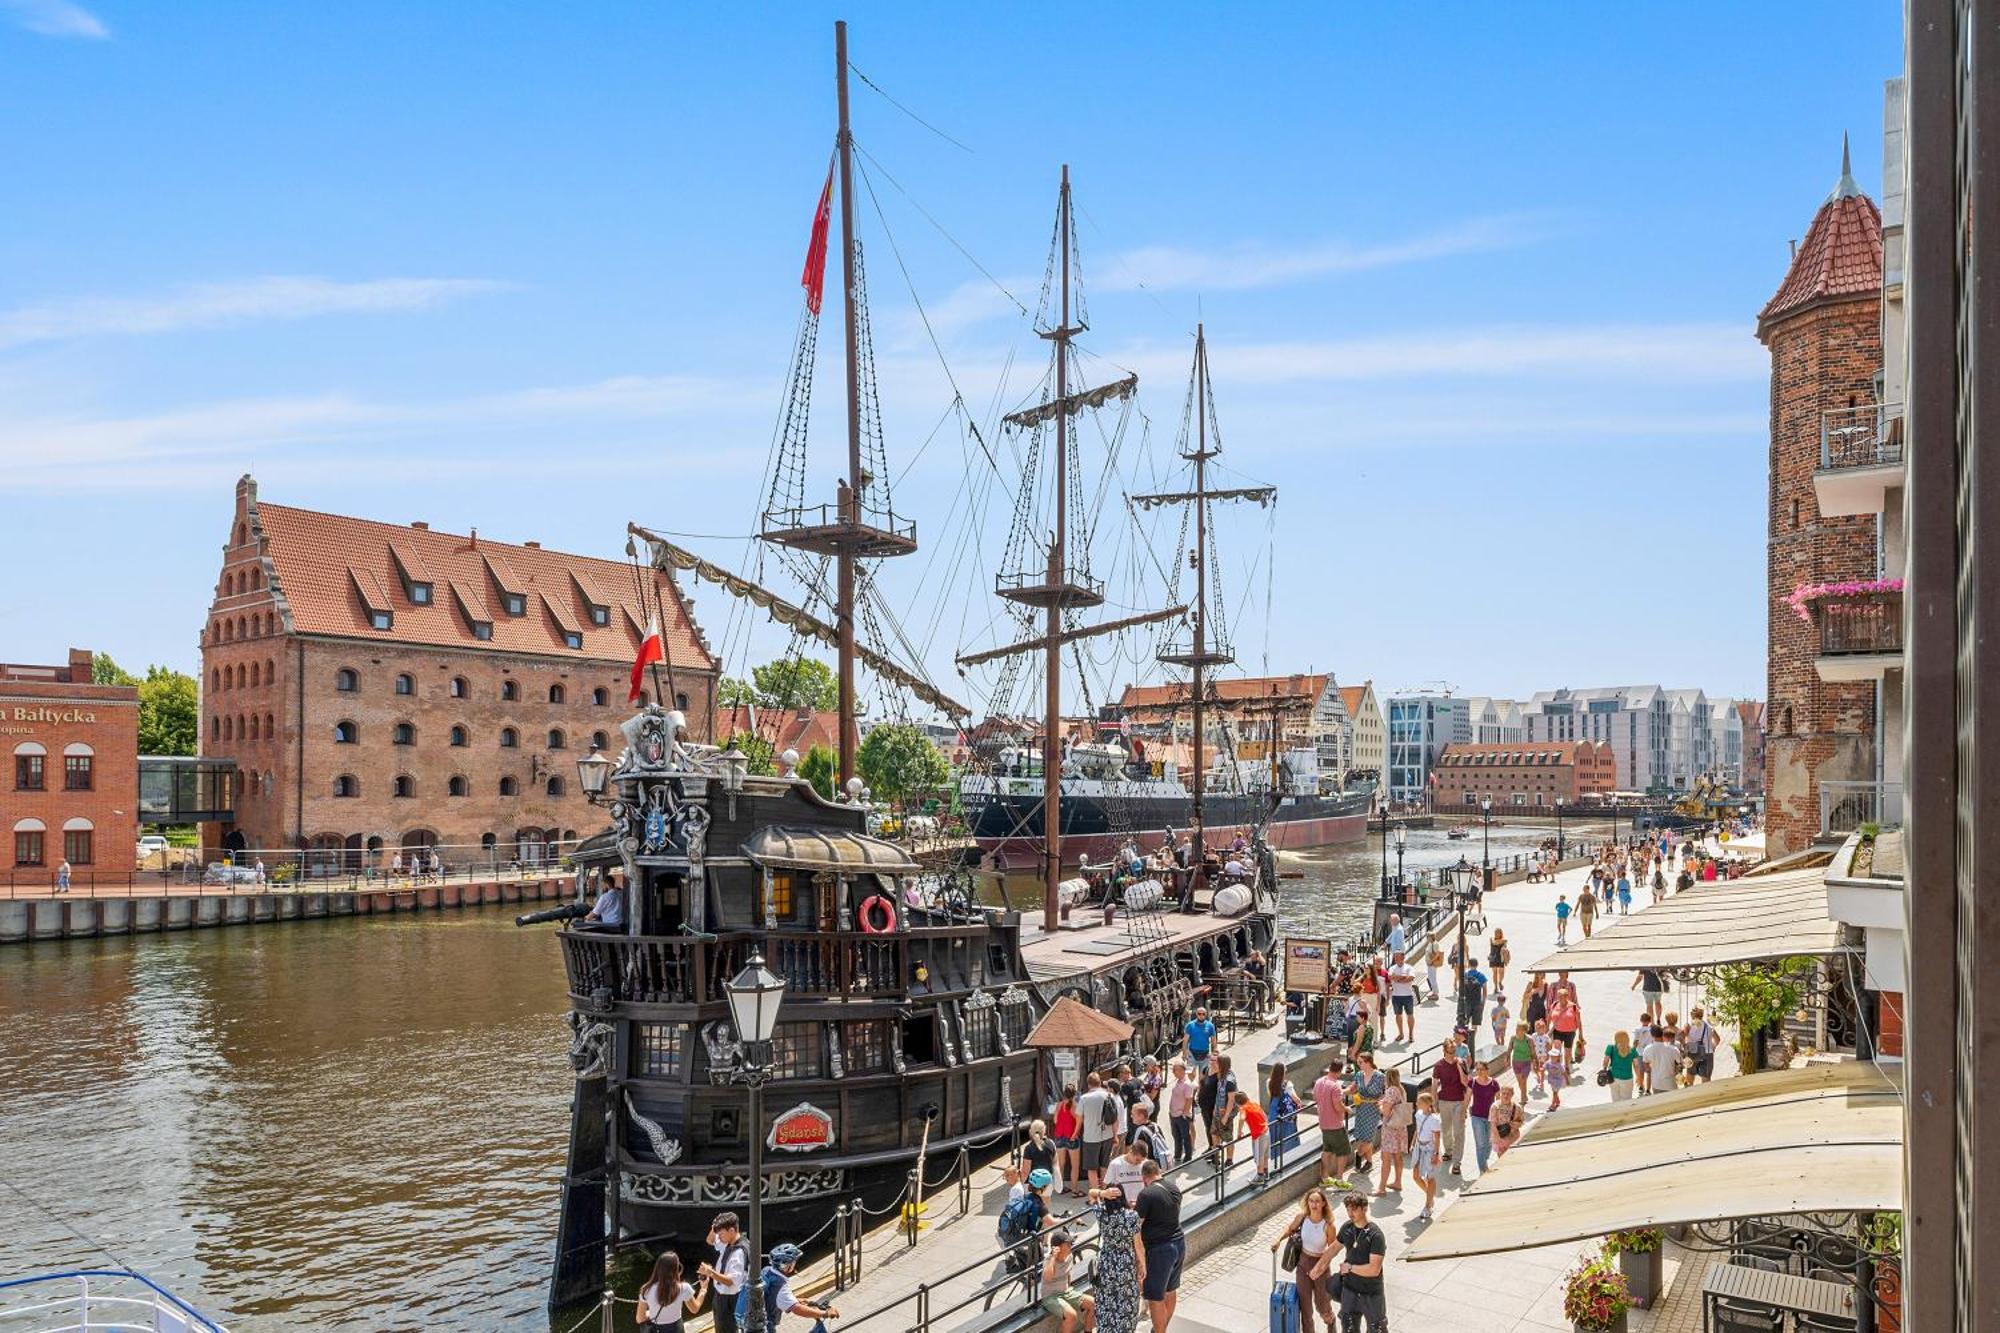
[559,923,999,1006]
[1821,780,1904,834]
[2,861,575,900]
[1816,591,1904,656]
[1821,402,1906,470]
[0,1270,230,1332]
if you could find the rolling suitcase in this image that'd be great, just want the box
[1269,1252,1300,1333]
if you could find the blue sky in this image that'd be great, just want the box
[0,2,1899,713]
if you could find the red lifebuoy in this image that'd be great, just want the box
[860,895,897,934]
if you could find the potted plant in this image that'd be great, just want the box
[1563,1255,1633,1333]
[1603,1228,1664,1309]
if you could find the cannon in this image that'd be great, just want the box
[515,900,591,927]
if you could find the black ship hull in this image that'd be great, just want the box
[965,786,1370,870]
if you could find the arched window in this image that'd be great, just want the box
[13,742,47,792]
[223,715,234,741]
[499,727,518,749]
[211,716,221,741]
[499,776,519,796]
[546,776,565,797]
[591,730,609,751]
[236,616,247,641]
[393,722,416,746]
[448,775,469,797]
[247,714,259,740]
[548,683,566,704]
[264,659,275,685]
[62,742,93,792]
[450,676,468,698]
[61,818,93,865]
[334,720,357,744]
[546,728,566,750]
[501,680,520,702]
[234,521,247,546]
[333,774,359,798]
[592,687,609,707]
[450,725,469,747]
[480,832,497,851]
[264,712,274,738]
[395,673,415,696]
[674,692,689,712]
[210,667,221,693]
[335,667,359,692]
[223,571,235,596]
[12,817,46,867]
[393,775,415,798]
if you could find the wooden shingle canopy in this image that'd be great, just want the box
[1025,995,1135,1049]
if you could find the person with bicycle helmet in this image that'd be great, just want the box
[735,1242,839,1328]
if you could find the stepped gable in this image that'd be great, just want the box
[1758,137,1885,336]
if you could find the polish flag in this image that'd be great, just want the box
[629,618,664,704]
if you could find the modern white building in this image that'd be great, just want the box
[1520,685,1743,793]
[1386,692,1470,804]
[1462,696,1526,744]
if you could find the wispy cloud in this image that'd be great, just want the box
[0,0,108,39]
[0,276,508,351]
[1099,214,1549,293]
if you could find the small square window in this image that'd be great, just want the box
[636,1023,686,1077]
[564,632,583,650]
[409,582,433,605]
[504,593,526,617]
[589,606,610,627]
[369,610,393,630]
[472,622,493,641]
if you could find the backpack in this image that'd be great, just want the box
[1099,1093,1120,1128]
[997,1192,1042,1244]
[1134,1122,1168,1164]
[734,1267,785,1326]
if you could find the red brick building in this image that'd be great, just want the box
[202,476,717,865]
[1757,166,1884,856]
[1429,740,1616,812]
[3,648,139,884]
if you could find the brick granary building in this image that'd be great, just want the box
[1429,740,1617,813]
[3,648,139,884]
[1757,153,1886,857]
[203,476,717,867]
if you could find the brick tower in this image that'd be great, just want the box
[1757,142,1884,856]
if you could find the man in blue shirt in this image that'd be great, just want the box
[583,877,625,929]
[1384,913,1406,958]
[1183,1008,1216,1072]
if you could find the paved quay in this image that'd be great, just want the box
[767,832,1752,1332]
[1168,833,1758,1333]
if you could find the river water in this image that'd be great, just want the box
[0,821,1565,1330]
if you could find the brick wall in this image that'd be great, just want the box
[1,662,139,881]
[1761,295,1883,856]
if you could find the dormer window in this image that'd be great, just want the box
[563,631,583,650]
[503,593,527,617]
[589,606,610,627]
[472,621,493,641]
[409,582,433,605]
[369,610,394,630]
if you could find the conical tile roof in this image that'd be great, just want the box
[1757,137,1883,336]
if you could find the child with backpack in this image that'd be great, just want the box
[997,1168,1055,1274]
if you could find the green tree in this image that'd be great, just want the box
[1708,956,1816,1070]
[726,730,776,776]
[798,744,838,801]
[857,722,950,807]
[92,652,137,686]
[137,666,200,756]
[717,676,758,707]
[750,657,838,711]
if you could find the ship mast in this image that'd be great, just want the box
[1134,325,1276,874]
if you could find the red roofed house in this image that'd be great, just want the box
[1116,673,1341,771]
[1429,741,1616,814]
[202,476,717,866]
[1757,142,1887,856]
[716,704,842,759]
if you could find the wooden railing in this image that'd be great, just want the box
[1816,590,1904,656]
[559,924,999,1006]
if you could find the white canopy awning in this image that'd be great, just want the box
[1525,865,1848,974]
[1404,1062,1903,1261]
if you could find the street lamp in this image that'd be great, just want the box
[1449,856,1477,1027]
[1393,821,1408,904]
[724,952,787,1333]
[1479,796,1493,892]
[1378,809,1392,903]
[576,742,612,803]
[1555,799,1565,863]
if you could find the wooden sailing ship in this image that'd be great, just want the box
[535,23,1278,1315]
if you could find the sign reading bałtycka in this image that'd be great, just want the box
[1284,938,1332,994]
[767,1102,834,1152]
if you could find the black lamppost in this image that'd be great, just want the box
[1393,822,1408,905]
[1449,856,1476,1027]
[1479,796,1493,891]
[1555,799,1566,862]
[724,952,787,1333]
[1378,805,1392,903]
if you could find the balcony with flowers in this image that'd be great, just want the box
[1791,578,1905,682]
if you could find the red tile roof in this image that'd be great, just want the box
[1119,673,1329,713]
[717,704,842,756]
[1337,683,1371,719]
[253,501,713,668]
[1758,185,1882,333]
[1434,741,1606,768]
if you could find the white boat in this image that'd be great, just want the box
[0,1270,230,1332]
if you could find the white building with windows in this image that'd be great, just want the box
[1462,696,1526,744]
[1386,692,1470,805]
[1522,684,1750,793]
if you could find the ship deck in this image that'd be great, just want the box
[1015,900,1254,983]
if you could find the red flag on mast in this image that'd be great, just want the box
[801,166,834,314]
[629,617,664,704]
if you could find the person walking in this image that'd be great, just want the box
[1553,894,1571,945]
[1633,966,1667,1019]
[1268,1063,1302,1174]
[1549,977,1583,1065]
[1210,1055,1240,1166]
[55,859,71,894]
[1682,1006,1719,1083]
[1271,1186,1338,1333]
[1086,1187,1143,1333]
[1195,1058,1220,1154]
[1489,991,1511,1051]
[1543,1034,1569,1110]
[1431,1046,1469,1175]
[1488,928,1511,993]
[1235,1090,1271,1184]
[1136,1158,1185,1333]
[1489,1085,1525,1162]
[1507,1023,1535,1100]
[1183,1006,1216,1073]
[1425,942,1445,1003]
[1616,869,1632,915]
[1577,884,1598,939]
[1409,1093,1442,1223]
[1165,1060,1196,1165]
[1466,1062,1501,1175]
[1335,1191,1389,1333]
[1651,865,1667,904]
[1374,1069,1409,1197]
[1640,1024,1681,1095]
[1348,1053,1385,1179]
[1601,1030,1639,1102]
[1387,951,1418,1043]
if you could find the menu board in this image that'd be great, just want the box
[1284,938,1331,993]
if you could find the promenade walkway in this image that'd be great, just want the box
[1164,833,1757,1333]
